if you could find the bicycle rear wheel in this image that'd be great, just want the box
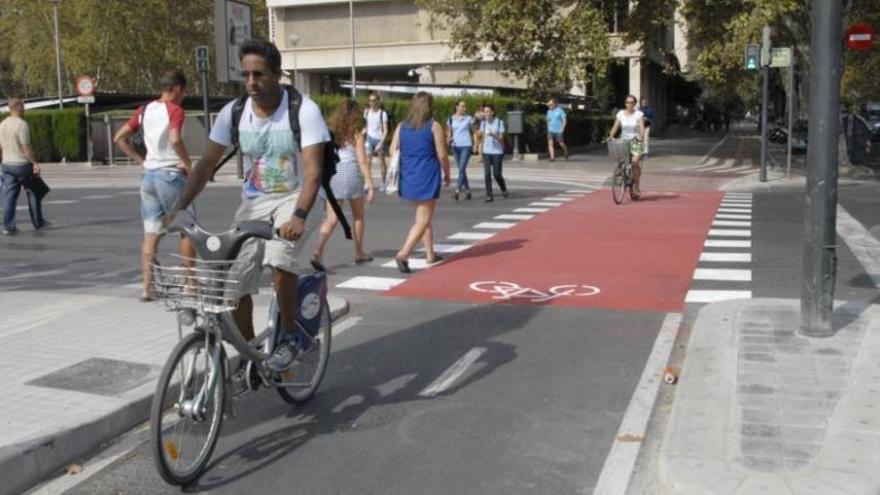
[276,300,332,404]
[151,331,226,486]
[612,161,627,204]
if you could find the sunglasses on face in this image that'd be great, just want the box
[240,70,266,79]
[626,100,636,105]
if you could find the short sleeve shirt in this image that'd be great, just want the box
[481,118,506,155]
[0,116,31,165]
[615,110,644,140]
[449,114,474,147]
[546,107,566,134]
[126,100,186,170]
[364,108,388,140]
[210,91,330,198]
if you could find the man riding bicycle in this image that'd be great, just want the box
[165,39,328,373]
[608,95,646,199]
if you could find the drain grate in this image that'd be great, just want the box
[27,357,159,397]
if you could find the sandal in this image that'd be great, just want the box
[355,255,374,264]
[395,257,411,274]
[139,294,155,303]
[310,258,328,272]
[427,253,445,264]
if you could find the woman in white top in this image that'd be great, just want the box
[608,94,646,199]
[311,99,375,270]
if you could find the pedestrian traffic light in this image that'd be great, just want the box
[745,44,760,71]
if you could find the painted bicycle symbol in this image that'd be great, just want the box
[469,281,601,303]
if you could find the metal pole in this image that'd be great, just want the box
[51,1,64,109]
[349,0,356,98]
[201,71,210,138]
[800,0,843,338]
[760,64,769,181]
[85,103,92,165]
[104,114,114,166]
[786,54,794,179]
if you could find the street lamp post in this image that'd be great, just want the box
[349,0,356,98]
[49,0,64,108]
[288,34,300,89]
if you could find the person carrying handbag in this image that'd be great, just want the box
[0,99,46,235]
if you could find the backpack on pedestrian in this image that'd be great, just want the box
[214,86,352,239]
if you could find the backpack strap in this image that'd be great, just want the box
[212,93,248,179]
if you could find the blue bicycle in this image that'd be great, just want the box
[148,211,332,485]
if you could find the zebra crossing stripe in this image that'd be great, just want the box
[543,197,574,202]
[716,214,751,220]
[685,290,752,303]
[494,214,534,220]
[336,276,405,291]
[530,202,563,207]
[693,268,751,281]
[712,220,751,227]
[473,222,516,229]
[417,244,471,253]
[705,239,751,248]
[718,208,752,214]
[448,232,494,240]
[700,252,751,262]
[708,229,751,237]
[514,208,550,213]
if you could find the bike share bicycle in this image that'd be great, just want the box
[148,210,332,485]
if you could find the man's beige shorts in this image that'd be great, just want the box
[232,191,323,296]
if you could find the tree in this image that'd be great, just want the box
[0,0,267,99]
[417,0,611,99]
[841,0,880,104]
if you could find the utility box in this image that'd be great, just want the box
[507,110,524,135]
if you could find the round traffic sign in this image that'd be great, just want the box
[846,23,875,51]
[76,76,95,96]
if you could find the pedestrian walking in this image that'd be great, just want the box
[113,69,196,302]
[167,39,331,372]
[479,104,509,202]
[445,100,475,201]
[0,98,46,235]
[546,97,569,161]
[640,97,654,155]
[363,92,389,189]
[311,99,375,270]
[390,91,451,273]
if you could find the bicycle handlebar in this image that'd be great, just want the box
[167,210,295,262]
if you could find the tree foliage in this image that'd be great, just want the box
[417,0,611,99]
[0,0,267,99]
[842,0,880,104]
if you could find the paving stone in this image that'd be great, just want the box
[741,407,780,424]
[742,353,775,363]
[780,411,828,428]
[739,393,780,410]
[736,455,784,472]
[739,437,782,458]
[738,384,776,395]
[740,423,781,439]
[782,442,820,460]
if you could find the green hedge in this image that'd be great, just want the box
[0,108,85,161]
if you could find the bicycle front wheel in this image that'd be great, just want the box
[276,300,332,404]
[612,161,627,204]
[150,331,226,486]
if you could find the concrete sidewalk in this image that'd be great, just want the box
[658,298,880,494]
[0,284,348,495]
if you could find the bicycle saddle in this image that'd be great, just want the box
[168,210,275,261]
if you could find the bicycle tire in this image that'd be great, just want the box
[612,161,627,204]
[276,300,332,404]
[151,331,226,486]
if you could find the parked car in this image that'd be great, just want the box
[860,102,880,140]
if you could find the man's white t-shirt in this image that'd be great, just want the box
[126,100,186,170]
[615,110,644,140]
[210,91,330,198]
[364,108,388,140]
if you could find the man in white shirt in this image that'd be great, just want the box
[363,92,388,187]
[114,70,196,302]
[0,99,45,235]
[168,39,329,372]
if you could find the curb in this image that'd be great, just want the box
[2,295,350,495]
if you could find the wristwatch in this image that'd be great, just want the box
[294,208,309,220]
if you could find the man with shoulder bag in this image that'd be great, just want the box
[0,99,46,235]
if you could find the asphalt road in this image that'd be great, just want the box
[14,134,880,494]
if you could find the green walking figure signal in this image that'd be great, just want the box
[745,44,760,71]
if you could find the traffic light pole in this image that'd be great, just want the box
[800,0,843,337]
[760,64,769,182]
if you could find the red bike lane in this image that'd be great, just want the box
[384,190,723,312]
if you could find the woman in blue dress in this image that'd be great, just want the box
[389,91,451,273]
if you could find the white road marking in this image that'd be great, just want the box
[530,202,563,207]
[419,347,487,397]
[566,189,592,193]
[724,193,752,197]
[712,220,751,227]
[685,290,753,303]
[718,208,752,214]
[720,200,752,205]
[593,313,682,495]
[514,208,550,213]
[543,196,574,202]
[700,252,751,262]
[494,214,534,220]
[693,268,751,281]
[448,232,494,240]
[336,276,404,291]
[473,222,516,229]
[43,199,78,205]
[837,205,880,287]
[81,194,116,200]
[417,243,471,254]
[705,239,751,248]
[715,214,751,220]
[707,229,751,237]
[333,316,362,336]
[381,258,438,270]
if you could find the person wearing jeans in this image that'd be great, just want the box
[478,104,508,202]
[0,99,44,234]
[445,100,475,200]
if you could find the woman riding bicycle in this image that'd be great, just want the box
[608,95,646,199]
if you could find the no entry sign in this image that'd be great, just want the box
[847,23,875,51]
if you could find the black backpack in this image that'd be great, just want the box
[214,86,351,239]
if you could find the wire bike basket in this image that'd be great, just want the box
[150,255,254,313]
[607,140,631,163]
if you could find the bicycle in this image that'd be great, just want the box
[148,210,332,485]
[607,138,634,204]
